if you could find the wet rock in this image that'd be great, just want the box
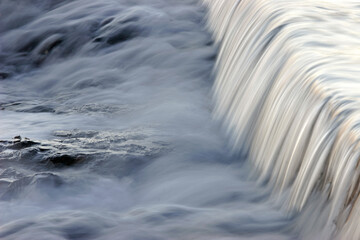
[13,136,22,142]
[7,137,39,150]
[1,129,167,176]
[9,141,39,150]
[0,72,10,79]
[107,25,140,45]
[46,154,86,167]
[94,24,141,45]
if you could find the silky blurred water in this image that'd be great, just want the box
[205,0,360,239]
[0,0,295,239]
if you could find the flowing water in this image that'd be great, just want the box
[1,0,359,239]
[205,0,360,239]
[0,0,295,239]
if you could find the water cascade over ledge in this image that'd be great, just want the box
[203,0,360,239]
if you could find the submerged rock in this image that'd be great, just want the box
[46,154,86,167]
[1,172,63,200]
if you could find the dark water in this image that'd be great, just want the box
[0,0,295,239]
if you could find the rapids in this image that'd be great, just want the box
[2,0,359,239]
[0,0,294,239]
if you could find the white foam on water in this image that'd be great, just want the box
[204,0,360,239]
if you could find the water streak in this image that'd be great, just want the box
[203,0,360,238]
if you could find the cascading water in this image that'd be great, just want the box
[1,0,359,239]
[203,0,360,239]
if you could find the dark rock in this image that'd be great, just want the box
[0,72,10,79]
[94,24,141,45]
[8,140,39,150]
[106,25,139,45]
[6,137,39,150]
[13,136,22,142]
[47,154,86,167]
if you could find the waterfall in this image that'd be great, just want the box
[203,0,360,238]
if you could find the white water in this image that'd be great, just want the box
[2,0,360,239]
[0,0,296,239]
[204,0,360,239]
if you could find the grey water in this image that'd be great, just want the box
[0,0,296,239]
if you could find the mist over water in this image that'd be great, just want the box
[0,0,295,239]
[5,0,359,239]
